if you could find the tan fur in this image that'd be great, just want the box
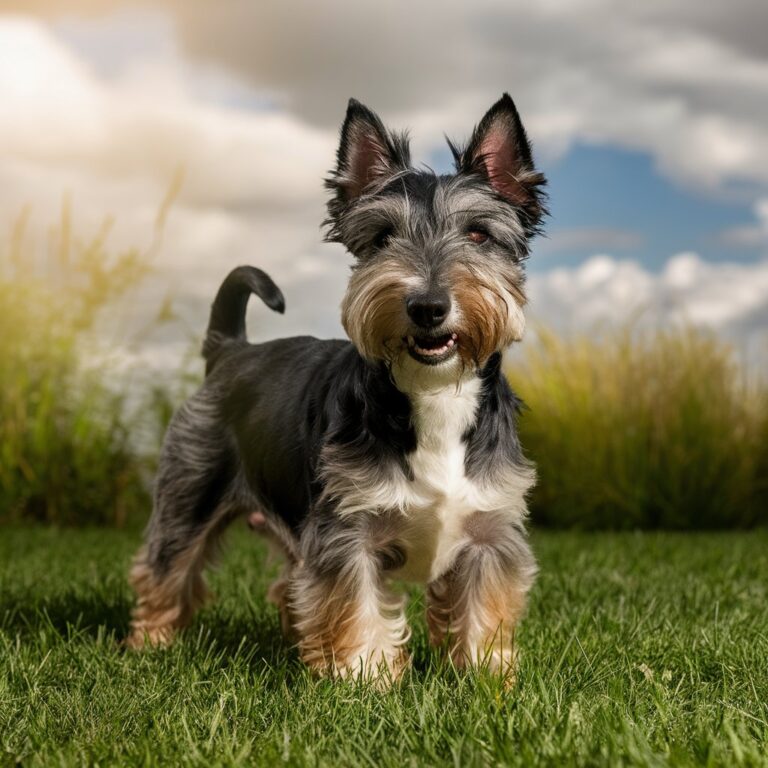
[288,558,409,682]
[448,260,527,367]
[341,258,413,362]
[258,513,301,642]
[425,513,533,682]
[426,568,527,681]
[126,512,231,649]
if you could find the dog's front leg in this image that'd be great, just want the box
[287,516,409,684]
[426,512,537,682]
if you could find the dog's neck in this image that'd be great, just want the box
[407,375,482,451]
[388,354,487,452]
[389,353,477,398]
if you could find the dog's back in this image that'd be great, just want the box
[206,333,351,531]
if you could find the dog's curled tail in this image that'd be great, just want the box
[203,265,285,374]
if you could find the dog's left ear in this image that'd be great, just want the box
[457,94,546,231]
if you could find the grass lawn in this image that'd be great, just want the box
[1,526,767,767]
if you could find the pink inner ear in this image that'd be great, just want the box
[478,124,528,205]
[346,131,387,199]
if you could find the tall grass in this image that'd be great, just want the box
[1,199,765,530]
[514,327,768,529]
[0,201,170,526]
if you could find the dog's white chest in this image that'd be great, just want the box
[394,380,485,583]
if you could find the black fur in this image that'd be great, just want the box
[207,334,415,532]
[204,265,285,374]
[131,96,544,674]
[180,283,526,538]
[464,352,527,483]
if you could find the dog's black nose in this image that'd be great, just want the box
[406,292,451,329]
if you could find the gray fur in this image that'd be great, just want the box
[128,94,546,683]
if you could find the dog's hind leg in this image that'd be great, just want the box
[127,394,241,649]
[248,510,301,641]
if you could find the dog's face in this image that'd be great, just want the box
[326,94,546,385]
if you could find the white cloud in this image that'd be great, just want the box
[0,19,334,209]
[527,252,768,364]
[0,17,345,348]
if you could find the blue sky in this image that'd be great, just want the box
[429,142,763,271]
[540,145,762,268]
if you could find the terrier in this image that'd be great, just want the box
[128,93,546,683]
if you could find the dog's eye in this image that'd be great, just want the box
[467,227,489,245]
[372,226,394,250]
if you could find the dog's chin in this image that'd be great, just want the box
[387,332,470,394]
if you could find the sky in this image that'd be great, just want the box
[1,0,767,370]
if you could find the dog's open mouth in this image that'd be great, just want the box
[405,332,459,365]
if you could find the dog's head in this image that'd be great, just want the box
[325,94,546,387]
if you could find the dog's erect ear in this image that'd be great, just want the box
[456,93,546,231]
[331,99,410,201]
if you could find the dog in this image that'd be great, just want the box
[128,93,546,684]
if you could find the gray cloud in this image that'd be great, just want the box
[538,227,645,255]
[5,0,768,192]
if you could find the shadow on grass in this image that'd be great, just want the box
[0,589,300,673]
[0,589,133,640]
[1,574,454,688]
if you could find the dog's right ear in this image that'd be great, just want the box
[325,100,410,242]
[331,99,410,201]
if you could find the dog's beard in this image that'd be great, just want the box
[389,345,469,394]
[341,256,526,392]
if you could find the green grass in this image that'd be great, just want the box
[2,527,766,767]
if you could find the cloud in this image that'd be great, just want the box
[4,1,768,193]
[1,8,768,374]
[527,252,768,363]
[717,197,768,249]
[538,227,644,255]
[0,16,352,372]
[12,0,768,195]
[0,18,334,211]
[0,17,343,299]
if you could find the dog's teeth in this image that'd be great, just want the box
[411,335,458,359]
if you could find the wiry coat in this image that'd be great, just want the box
[128,93,546,683]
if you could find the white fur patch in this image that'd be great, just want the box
[392,374,533,583]
[323,364,534,586]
